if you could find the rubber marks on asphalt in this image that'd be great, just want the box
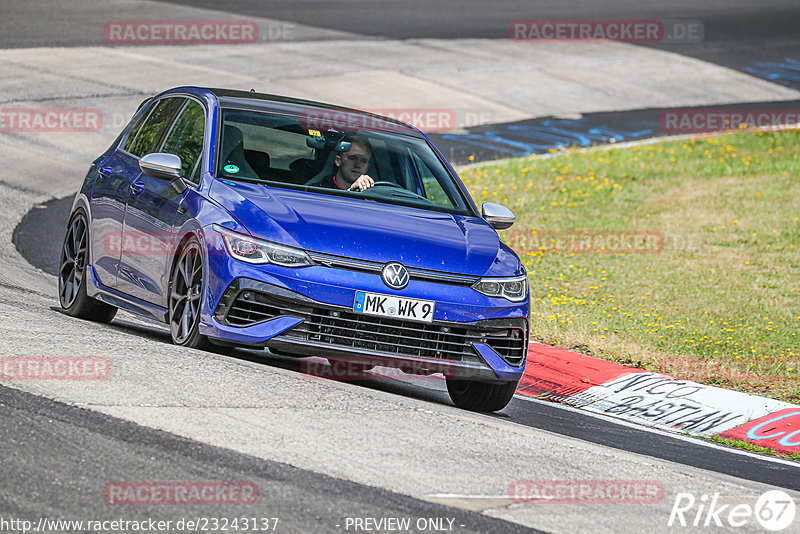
[517,343,799,455]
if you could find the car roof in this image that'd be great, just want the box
[196,87,425,138]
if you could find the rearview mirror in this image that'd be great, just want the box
[306,130,351,152]
[481,202,516,230]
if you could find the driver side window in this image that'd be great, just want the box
[127,98,185,158]
[161,100,206,184]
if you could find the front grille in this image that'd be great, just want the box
[479,328,526,365]
[226,290,477,362]
[307,252,480,286]
[216,280,527,366]
[225,291,290,327]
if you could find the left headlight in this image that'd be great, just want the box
[213,224,314,267]
[472,275,528,302]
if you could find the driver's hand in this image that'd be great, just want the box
[348,175,375,192]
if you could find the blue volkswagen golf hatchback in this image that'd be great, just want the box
[59,86,529,411]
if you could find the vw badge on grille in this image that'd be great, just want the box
[381,262,409,290]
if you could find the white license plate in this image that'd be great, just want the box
[353,291,435,323]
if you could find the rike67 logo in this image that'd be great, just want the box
[668,490,796,531]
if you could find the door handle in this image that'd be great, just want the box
[130,180,145,195]
[98,166,112,178]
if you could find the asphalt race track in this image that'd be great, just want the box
[0,385,535,534]
[6,0,800,72]
[155,0,800,72]
[2,1,800,533]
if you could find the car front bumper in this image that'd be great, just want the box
[198,231,529,382]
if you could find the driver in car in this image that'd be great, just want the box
[319,136,376,192]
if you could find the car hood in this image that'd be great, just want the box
[209,180,522,277]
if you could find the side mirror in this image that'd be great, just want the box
[139,153,186,193]
[481,202,516,230]
[140,153,181,179]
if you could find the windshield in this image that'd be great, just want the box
[216,108,472,215]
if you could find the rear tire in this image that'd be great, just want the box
[58,211,117,323]
[446,379,518,412]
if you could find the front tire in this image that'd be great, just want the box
[168,237,226,353]
[58,211,117,323]
[446,379,518,412]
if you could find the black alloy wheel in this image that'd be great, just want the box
[168,237,231,353]
[58,211,117,322]
[169,239,204,345]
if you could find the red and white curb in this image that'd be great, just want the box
[516,343,800,455]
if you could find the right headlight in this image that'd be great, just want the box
[213,224,314,267]
[472,275,528,302]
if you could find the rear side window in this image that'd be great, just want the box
[161,100,206,183]
[127,97,184,158]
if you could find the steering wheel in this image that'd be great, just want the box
[370,181,404,189]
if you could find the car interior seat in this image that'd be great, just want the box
[220,125,257,178]
[244,149,270,178]
[286,158,314,183]
[303,150,338,186]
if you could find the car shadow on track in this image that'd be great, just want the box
[229,351,518,418]
[50,305,521,416]
[50,306,172,343]
[241,351,462,409]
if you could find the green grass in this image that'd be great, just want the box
[708,435,800,462]
[460,130,800,402]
